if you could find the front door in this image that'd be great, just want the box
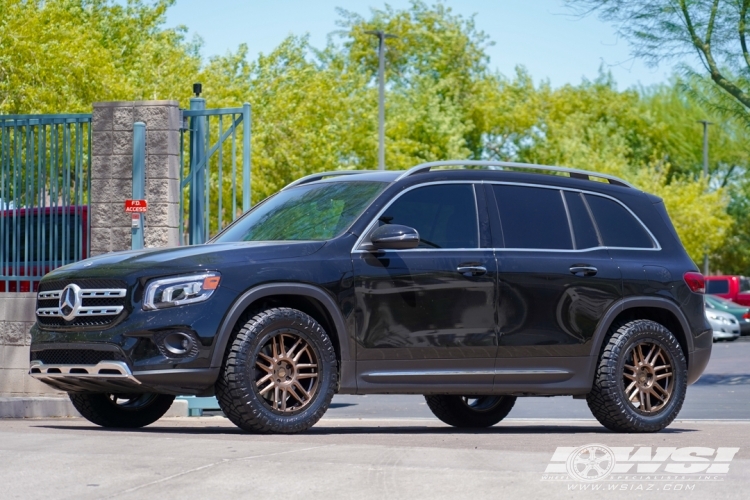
[352,183,497,392]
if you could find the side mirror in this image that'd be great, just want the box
[369,224,420,250]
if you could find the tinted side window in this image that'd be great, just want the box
[493,185,572,250]
[707,280,730,294]
[564,191,600,249]
[378,184,478,249]
[585,195,654,249]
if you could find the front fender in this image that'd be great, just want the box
[208,282,355,393]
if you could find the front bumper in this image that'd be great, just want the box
[712,330,740,340]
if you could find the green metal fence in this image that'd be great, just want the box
[0,114,92,292]
[180,100,251,245]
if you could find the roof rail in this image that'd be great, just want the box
[281,170,377,190]
[396,160,635,188]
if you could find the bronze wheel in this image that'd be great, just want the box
[623,341,674,413]
[215,307,337,434]
[254,331,320,413]
[587,319,687,433]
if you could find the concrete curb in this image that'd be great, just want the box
[0,397,188,418]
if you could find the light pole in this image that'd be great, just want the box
[698,119,713,276]
[365,30,397,170]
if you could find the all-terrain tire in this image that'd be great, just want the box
[587,319,687,433]
[424,395,516,428]
[215,307,337,434]
[68,393,175,428]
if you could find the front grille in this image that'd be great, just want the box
[36,279,128,329]
[38,279,127,292]
[31,349,126,365]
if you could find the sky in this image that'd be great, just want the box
[164,0,681,90]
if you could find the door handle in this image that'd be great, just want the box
[457,265,487,276]
[570,265,598,277]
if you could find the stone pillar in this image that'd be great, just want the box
[90,101,181,255]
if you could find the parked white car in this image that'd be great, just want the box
[707,309,741,341]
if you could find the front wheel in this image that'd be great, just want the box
[587,319,687,433]
[69,393,175,428]
[424,395,516,428]
[215,307,338,434]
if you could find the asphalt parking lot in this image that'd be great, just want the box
[1,341,749,500]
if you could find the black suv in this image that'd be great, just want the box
[29,161,711,433]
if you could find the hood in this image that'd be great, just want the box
[46,241,326,281]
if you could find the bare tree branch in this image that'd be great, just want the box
[738,0,750,70]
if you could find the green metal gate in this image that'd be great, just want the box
[0,114,92,292]
[180,100,251,245]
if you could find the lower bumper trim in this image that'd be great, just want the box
[29,360,143,392]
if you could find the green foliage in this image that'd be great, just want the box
[0,0,201,113]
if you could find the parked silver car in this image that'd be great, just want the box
[707,308,740,341]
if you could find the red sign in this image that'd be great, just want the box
[125,199,148,213]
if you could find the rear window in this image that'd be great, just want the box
[707,280,730,294]
[584,195,655,249]
[493,185,572,250]
[741,277,750,293]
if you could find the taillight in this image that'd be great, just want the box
[743,312,750,320]
[684,272,705,294]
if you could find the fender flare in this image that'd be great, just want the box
[209,283,355,391]
[589,296,695,361]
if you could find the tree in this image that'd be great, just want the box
[487,71,734,264]
[0,0,201,113]
[566,0,750,123]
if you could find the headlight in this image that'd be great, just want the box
[143,272,221,310]
[706,312,731,324]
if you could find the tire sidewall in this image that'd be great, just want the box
[230,311,336,430]
[611,325,687,429]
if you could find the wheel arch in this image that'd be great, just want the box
[590,297,694,368]
[210,283,356,392]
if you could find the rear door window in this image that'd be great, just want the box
[492,185,572,250]
[584,195,655,249]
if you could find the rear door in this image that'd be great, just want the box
[487,184,622,364]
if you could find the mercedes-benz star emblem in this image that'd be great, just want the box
[59,284,82,322]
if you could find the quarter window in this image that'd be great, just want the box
[376,184,478,249]
[493,185,572,250]
[584,195,654,249]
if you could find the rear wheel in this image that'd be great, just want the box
[69,393,175,428]
[587,319,687,433]
[424,395,516,428]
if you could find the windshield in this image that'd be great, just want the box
[213,181,386,242]
[707,295,740,308]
